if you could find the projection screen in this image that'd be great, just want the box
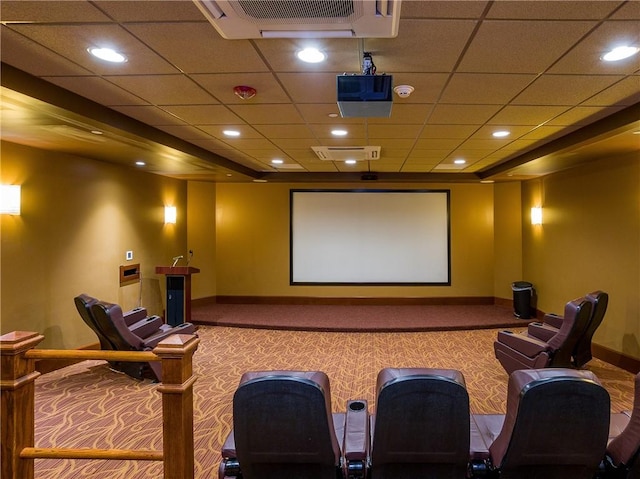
[290,189,451,285]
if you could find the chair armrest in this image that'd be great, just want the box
[543,312,563,329]
[123,307,148,326]
[497,330,550,358]
[129,315,163,339]
[527,322,558,342]
[344,399,369,479]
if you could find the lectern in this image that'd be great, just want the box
[155,266,200,326]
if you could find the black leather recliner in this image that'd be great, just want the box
[367,368,471,479]
[219,370,368,479]
[527,291,608,368]
[470,368,610,479]
[90,300,196,381]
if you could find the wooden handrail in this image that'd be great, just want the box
[21,447,163,461]
[0,330,199,479]
[25,349,158,362]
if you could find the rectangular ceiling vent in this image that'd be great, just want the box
[311,146,381,161]
[193,0,401,39]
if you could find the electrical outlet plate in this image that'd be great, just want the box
[125,250,133,261]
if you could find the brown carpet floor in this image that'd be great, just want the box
[31,325,636,479]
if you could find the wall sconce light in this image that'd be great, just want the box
[531,206,543,225]
[164,205,177,224]
[0,185,21,215]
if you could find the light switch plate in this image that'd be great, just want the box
[125,250,133,261]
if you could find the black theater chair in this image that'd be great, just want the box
[90,300,196,382]
[366,368,471,479]
[601,372,640,479]
[493,297,592,375]
[470,368,610,479]
[527,291,608,368]
[75,293,168,342]
[218,370,368,479]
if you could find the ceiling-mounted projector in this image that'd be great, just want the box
[337,74,393,118]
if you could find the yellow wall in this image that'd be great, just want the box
[522,153,640,360]
[214,182,496,298]
[0,142,187,348]
[187,181,216,299]
[493,182,523,300]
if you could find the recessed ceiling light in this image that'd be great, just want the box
[88,47,127,63]
[296,47,326,63]
[492,130,510,138]
[331,129,348,136]
[253,179,268,183]
[345,159,357,165]
[480,180,494,184]
[90,130,103,135]
[328,113,339,118]
[135,161,146,166]
[223,130,241,137]
[454,159,466,165]
[271,159,284,165]
[602,46,640,62]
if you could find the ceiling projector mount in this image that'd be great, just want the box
[337,52,393,118]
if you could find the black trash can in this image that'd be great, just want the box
[512,281,533,319]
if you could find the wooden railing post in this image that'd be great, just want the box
[153,334,199,479]
[1,331,45,479]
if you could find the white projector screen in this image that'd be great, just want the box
[290,189,451,285]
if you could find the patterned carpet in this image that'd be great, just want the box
[33,325,636,478]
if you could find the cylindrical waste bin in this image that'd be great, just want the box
[512,281,533,319]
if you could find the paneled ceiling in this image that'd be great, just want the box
[1,0,639,183]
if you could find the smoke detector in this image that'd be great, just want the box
[393,85,414,98]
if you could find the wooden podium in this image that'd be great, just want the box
[155,266,200,326]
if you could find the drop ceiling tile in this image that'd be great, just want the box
[413,138,463,149]
[375,139,417,150]
[610,1,640,19]
[192,73,290,104]
[254,38,361,73]
[124,23,270,73]
[7,24,180,75]
[457,138,512,149]
[307,124,366,138]
[458,20,598,73]
[253,124,317,139]
[407,150,452,160]
[296,104,361,124]
[378,149,411,159]
[196,124,265,139]
[582,77,640,106]
[367,124,423,139]
[271,138,318,150]
[155,125,217,141]
[401,1,490,19]
[419,124,481,139]
[111,105,188,126]
[488,105,570,125]
[367,104,434,124]
[94,1,206,21]
[549,21,640,74]
[0,1,111,22]
[220,138,279,150]
[161,105,244,125]
[428,104,502,124]
[105,74,219,105]
[228,104,304,124]
[440,73,537,104]
[1,26,95,77]
[42,76,145,106]
[512,74,625,105]
[487,1,621,20]
[385,73,449,103]
[518,125,570,141]
[278,72,340,103]
[282,150,320,161]
[366,19,479,72]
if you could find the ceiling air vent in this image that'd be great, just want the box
[311,146,381,161]
[193,0,401,39]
